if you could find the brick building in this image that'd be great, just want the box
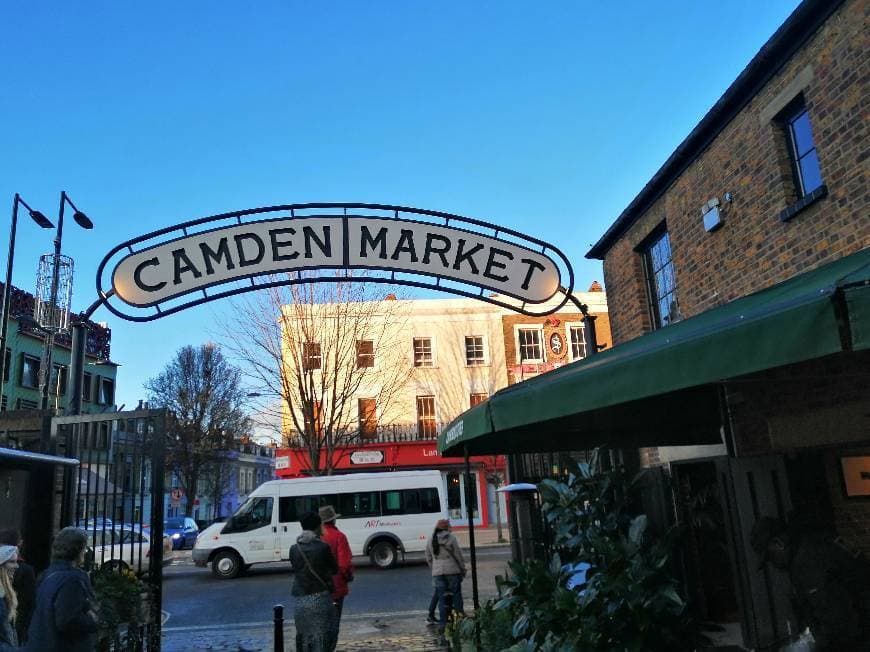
[440,0,868,648]
[501,282,610,385]
[584,0,869,647]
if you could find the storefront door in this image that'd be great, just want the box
[444,471,481,526]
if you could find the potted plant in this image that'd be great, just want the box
[90,566,151,650]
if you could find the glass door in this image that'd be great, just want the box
[444,471,481,526]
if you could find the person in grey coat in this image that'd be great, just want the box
[425,519,466,635]
[26,528,99,652]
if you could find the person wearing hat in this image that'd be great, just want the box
[750,516,870,651]
[0,529,35,646]
[26,527,99,652]
[289,511,338,652]
[317,504,353,647]
[0,544,19,650]
[425,518,466,638]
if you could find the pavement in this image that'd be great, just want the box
[163,610,446,651]
[162,528,510,651]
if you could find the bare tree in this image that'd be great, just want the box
[219,273,411,475]
[145,344,250,516]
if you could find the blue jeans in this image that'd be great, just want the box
[434,574,463,632]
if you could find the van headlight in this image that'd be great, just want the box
[171,533,181,539]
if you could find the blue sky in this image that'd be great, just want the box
[0,0,800,410]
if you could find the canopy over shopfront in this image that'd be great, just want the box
[440,247,870,457]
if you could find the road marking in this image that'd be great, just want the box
[162,610,428,633]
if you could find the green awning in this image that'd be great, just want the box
[439,247,870,456]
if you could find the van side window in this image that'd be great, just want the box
[338,491,380,518]
[280,495,339,523]
[279,496,297,523]
[224,497,274,533]
[402,489,421,514]
[382,490,404,515]
[419,487,441,513]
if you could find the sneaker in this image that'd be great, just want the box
[426,614,437,625]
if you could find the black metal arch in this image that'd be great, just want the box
[86,203,575,322]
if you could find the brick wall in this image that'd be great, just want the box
[601,0,869,345]
[725,350,870,456]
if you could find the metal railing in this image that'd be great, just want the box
[284,422,443,447]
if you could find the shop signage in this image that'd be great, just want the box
[95,204,574,322]
[350,450,385,465]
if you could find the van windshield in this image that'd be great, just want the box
[224,496,274,534]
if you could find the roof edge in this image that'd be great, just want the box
[586,0,845,260]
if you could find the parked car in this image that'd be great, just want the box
[164,517,199,549]
[87,527,174,571]
[76,518,114,530]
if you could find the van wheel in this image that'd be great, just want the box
[211,550,242,579]
[370,541,398,569]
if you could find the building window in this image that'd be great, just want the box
[82,372,93,402]
[416,395,437,438]
[470,392,488,407]
[568,325,586,361]
[302,342,321,371]
[97,377,115,405]
[50,364,68,396]
[358,398,377,439]
[356,340,374,368]
[3,348,9,383]
[16,398,38,410]
[641,228,680,329]
[413,337,434,367]
[782,98,823,198]
[303,400,323,438]
[464,336,486,366]
[20,354,40,389]
[517,328,543,362]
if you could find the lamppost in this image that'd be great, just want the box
[0,194,54,411]
[38,191,93,411]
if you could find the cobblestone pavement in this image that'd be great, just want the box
[162,610,446,651]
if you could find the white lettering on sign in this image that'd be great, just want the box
[350,450,384,465]
[423,449,439,457]
[444,421,464,446]
[275,456,290,470]
[111,217,561,308]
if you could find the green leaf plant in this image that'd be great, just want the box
[449,449,708,651]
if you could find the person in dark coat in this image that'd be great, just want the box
[317,505,353,643]
[26,527,99,652]
[751,516,870,651]
[0,529,36,645]
[289,511,338,652]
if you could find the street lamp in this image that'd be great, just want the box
[39,191,94,411]
[0,194,55,411]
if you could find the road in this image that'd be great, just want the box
[162,547,512,631]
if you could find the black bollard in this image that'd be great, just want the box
[273,604,284,652]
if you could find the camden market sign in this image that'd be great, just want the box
[94,203,573,322]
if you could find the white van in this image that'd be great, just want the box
[192,470,447,579]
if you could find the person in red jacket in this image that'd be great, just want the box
[318,505,353,647]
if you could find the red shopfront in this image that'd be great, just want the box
[274,440,506,528]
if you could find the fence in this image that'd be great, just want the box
[53,408,167,652]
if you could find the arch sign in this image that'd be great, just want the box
[93,203,573,322]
